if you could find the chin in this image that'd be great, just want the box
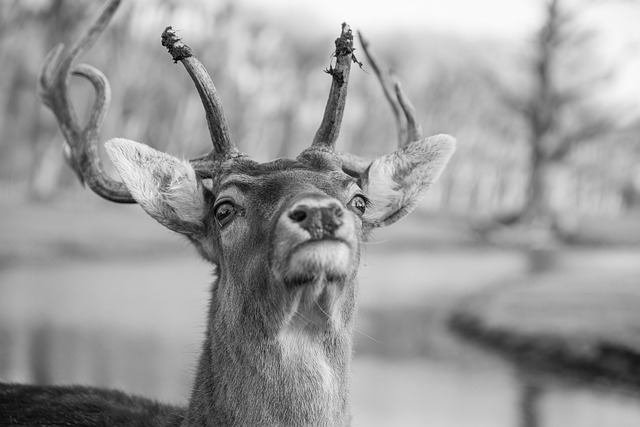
[283,240,354,287]
[280,240,356,330]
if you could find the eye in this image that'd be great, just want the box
[348,195,368,216]
[214,201,237,228]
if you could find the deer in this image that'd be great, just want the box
[0,0,455,426]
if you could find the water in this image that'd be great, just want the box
[2,248,640,426]
[352,357,518,427]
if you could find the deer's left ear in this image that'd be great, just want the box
[359,134,456,227]
[105,138,207,236]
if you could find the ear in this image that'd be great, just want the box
[360,134,456,227]
[105,138,206,236]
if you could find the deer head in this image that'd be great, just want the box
[37,1,455,425]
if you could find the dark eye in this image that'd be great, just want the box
[349,195,367,215]
[215,201,237,228]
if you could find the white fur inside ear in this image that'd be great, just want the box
[364,159,402,224]
[363,134,456,227]
[105,138,205,234]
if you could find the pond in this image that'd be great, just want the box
[1,248,640,426]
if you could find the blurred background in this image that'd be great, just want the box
[1,0,640,426]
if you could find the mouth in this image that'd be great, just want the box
[283,239,353,287]
[277,238,357,333]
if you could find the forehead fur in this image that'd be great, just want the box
[196,148,342,176]
[204,150,353,195]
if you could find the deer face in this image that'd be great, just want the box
[104,135,454,334]
[208,154,363,286]
[198,150,365,333]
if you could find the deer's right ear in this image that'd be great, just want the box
[105,138,206,236]
[359,134,455,228]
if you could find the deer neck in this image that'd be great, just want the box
[183,270,358,427]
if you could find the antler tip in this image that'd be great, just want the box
[161,26,194,63]
[335,24,354,56]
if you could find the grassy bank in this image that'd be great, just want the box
[451,268,640,392]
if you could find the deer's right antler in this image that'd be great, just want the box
[38,0,134,203]
[358,32,423,147]
[338,32,426,176]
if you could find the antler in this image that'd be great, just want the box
[358,31,423,147]
[38,0,241,202]
[312,23,356,150]
[161,27,238,160]
[38,0,134,203]
[338,32,425,175]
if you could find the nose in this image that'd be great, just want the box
[288,197,344,239]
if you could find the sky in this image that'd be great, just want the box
[238,0,542,37]
[238,0,638,40]
[251,0,536,37]
[237,0,640,106]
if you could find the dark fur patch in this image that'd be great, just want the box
[0,383,184,426]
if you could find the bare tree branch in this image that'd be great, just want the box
[550,115,615,160]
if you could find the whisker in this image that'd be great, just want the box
[362,239,390,245]
[293,310,316,327]
[315,300,331,319]
[354,328,384,344]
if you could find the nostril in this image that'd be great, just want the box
[289,208,308,223]
[333,205,344,218]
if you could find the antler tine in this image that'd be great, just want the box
[312,23,356,150]
[358,31,423,147]
[161,27,237,160]
[38,0,134,203]
[393,77,423,144]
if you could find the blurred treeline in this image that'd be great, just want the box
[1,0,639,220]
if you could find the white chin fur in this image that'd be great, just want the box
[286,240,351,281]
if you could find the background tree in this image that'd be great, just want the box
[1,0,637,219]
[498,0,620,236]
